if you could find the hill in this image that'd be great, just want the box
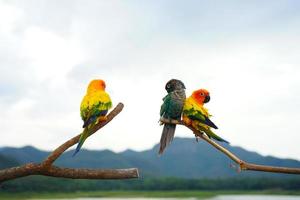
[0,153,19,169]
[1,137,299,178]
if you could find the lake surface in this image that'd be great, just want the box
[44,196,300,200]
[211,195,300,200]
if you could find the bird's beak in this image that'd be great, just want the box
[180,82,186,89]
[204,95,210,103]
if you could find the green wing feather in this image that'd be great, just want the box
[80,91,112,121]
[183,107,206,121]
[160,94,171,117]
[183,107,218,129]
[81,101,112,121]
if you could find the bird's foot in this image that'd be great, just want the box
[182,116,192,126]
[98,116,108,122]
[160,117,181,124]
[158,117,164,125]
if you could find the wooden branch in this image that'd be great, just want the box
[160,118,300,174]
[0,103,139,183]
[42,103,125,168]
[0,163,139,182]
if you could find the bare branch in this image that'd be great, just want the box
[42,103,124,168]
[42,166,139,179]
[0,103,139,183]
[0,163,40,182]
[0,163,139,182]
[160,118,300,174]
[240,162,300,174]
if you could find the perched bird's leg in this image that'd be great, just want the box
[182,116,192,126]
[193,131,202,142]
[159,117,181,124]
[195,135,201,142]
[159,117,164,125]
[98,116,108,122]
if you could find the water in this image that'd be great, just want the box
[211,195,300,200]
[43,196,300,200]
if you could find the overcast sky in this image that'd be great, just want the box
[1,0,300,159]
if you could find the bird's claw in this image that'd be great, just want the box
[98,116,108,122]
[195,136,200,142]
[158,117,164,125]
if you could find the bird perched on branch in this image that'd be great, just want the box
[159,79,186,155]
[183,89,229,143]
[73,79,112,156]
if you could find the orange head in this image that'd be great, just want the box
[87,79,106,92]
[191,89,210,105]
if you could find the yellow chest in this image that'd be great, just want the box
[184,97,210,117]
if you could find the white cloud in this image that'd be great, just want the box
[0,0,300,160]
[0,2,23,34]
[21,26,85,82]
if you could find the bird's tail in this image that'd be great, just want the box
[158,124,176,155]
[72,128,89,157]
[203,116,218,129]
[198,126,229,144]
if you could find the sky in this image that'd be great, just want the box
[0,0,300,159]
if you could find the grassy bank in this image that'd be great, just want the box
[1,190,300,200]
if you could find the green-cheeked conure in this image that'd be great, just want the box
[159,79,186,155]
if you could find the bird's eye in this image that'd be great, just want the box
[166,84,170,88]
[200,93,204,96]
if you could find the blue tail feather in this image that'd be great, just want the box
[204,117,218,129]
[72,142,82,157]
[72,133,85,157]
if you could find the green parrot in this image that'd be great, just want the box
[159,79,186,155]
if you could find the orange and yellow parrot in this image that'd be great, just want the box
[73,79,112,156]
[183,89,229,143]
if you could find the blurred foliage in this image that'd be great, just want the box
[1,176,300,192]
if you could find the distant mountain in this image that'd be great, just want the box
[0,153,19,169]
[1,146,48,164]
[1,138,299,178]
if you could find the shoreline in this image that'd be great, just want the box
[1,190,300,200]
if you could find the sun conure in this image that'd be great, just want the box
[159,79,186,155]
[73,79,112,157]
[183,89,229,143]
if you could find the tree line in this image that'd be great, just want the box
[2,176,300,192]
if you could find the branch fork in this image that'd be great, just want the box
[0,103,139,183]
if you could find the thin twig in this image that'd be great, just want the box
[160,118,300,174]
[0,103,139,183]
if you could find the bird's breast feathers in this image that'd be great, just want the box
[184,97,210,117]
